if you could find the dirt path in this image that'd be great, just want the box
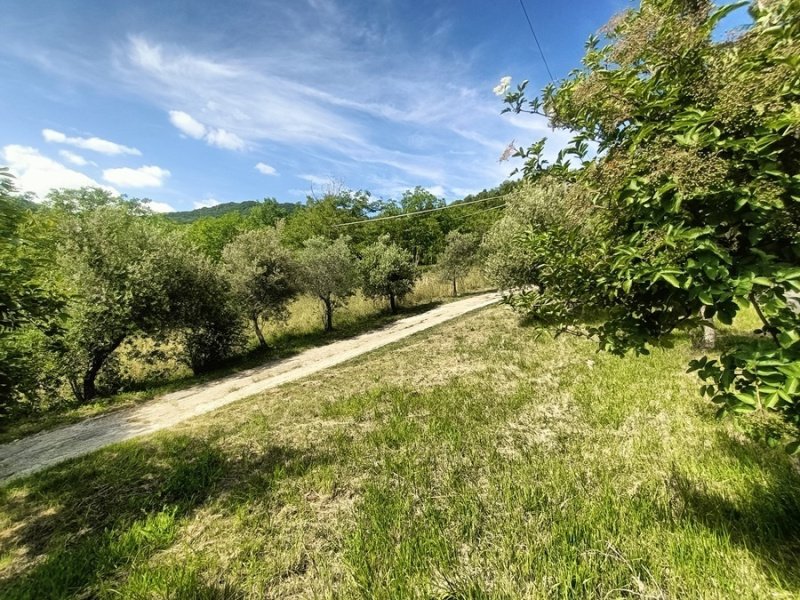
[0,292,501,484]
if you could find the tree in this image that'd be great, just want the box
[0,169,64,414]
[482,180,601,299]
[360,236,418,313]
[221,226,300,347]
[298,236,358,332]
[186,212,247,261]
[437,231,481,296]
[169,246,243,375]
[52,193,241,400]
[245,198,295,229]
[395,187,447,265]
[283,188,379,249]
[499,0,800,444]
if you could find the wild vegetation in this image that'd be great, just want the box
[0,174,496,431]
[492,0,800,448]
[1,0,799,597]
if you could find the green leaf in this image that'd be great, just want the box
[777,330,799,349]
[734,392,757,406]
[660,273,681,288]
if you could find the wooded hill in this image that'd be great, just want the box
[164,199,301,224]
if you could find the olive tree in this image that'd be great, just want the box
[360,236,418,313]
[221,226,300,347]
[437,231,481,296]
[499,0,800,445]
[54,192,241,400]
[298,236,358,332]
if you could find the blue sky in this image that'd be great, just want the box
[0,0,751,211]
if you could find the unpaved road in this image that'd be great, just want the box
[0,292,501,484]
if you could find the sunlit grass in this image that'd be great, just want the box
[1,304,798,598]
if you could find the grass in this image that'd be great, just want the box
[1,304,799,598]
[0,269,491,444]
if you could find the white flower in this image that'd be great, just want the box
[493,76,512,96]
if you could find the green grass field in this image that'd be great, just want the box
[1,304,799,598]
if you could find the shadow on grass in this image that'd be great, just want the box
[670,432,800,590]
[0,300,446,445]
[0,434,332,599]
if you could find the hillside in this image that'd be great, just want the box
[165,200,300,224]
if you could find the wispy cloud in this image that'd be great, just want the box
[298,174,335,187]
[103,165,170,188]
[169,110,206,139]
[168,109,246,150]
[255,162,278,176]
[115,34,511,192]
[58,149,95,166]
[205,128,245,151]
[42,128,141,156]
[5,1,574,200]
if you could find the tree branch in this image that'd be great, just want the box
[749,292,779,345]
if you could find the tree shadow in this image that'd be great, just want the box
[0,434,332,598]
[669,432,800,589]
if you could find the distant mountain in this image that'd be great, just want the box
[165,200,300,224]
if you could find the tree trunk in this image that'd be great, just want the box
[697,306,716,349]
[389,293,397,313]
[81,336,126,402]
[452,278,458,297]
[323,296,334,332]
[252,314,267,347]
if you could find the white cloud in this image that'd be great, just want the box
[103,165,170,188]
[299,174,334,187]
[144,200,176,213]
[205,128,246,151]
[17,15,568,197]
[42,128,141,156]
[2,144,116,199]
[451,187,481,198]
[168,110,206,139]
[425,185,446,198]
[255,162,277,176]
[193,198,219,209]
[167,109,245,151]
[58,149,94,166]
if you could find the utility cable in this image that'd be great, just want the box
[332,191,515,228]
[518,0,555,82]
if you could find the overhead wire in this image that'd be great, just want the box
[332,191,515,228]
[518,0,555,82]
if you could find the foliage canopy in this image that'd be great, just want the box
[499,0,800,444]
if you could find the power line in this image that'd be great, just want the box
[518,0,555,82]
[332,192,514,228]
[461,203,507,218]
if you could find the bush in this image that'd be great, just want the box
[360,237,418,313]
